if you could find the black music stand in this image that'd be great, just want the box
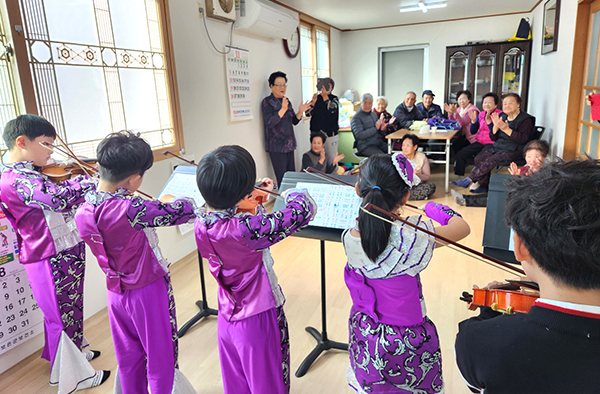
[274,172,357,377]
[177,251,218,337]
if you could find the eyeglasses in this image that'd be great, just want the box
[273,84,287,88]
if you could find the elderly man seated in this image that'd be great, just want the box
[392,91,420,130]
[416,89,443,120]
[351,93,388,156]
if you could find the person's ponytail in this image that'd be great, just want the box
[356,154,410,262]
[359,188,392,261]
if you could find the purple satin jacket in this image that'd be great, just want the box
[195,191,315,322]
[75,189,196,294]
[0,162,97,264]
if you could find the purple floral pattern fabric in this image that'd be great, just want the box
[240,192,316,250]
[49,242,87,350]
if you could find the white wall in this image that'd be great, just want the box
[338,14,530,109]
[528,0,578,157]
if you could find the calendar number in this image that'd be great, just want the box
[6,314,15,323]
[0,267,5,277]
[7,325,17,334]
[4,303,13,311]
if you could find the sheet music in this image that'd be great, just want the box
[296,182,361,230]
[159,165,204,235]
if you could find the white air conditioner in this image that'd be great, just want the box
[235,0,298,40]
[205,0,236,23]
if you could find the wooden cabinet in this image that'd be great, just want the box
[444,41,532,111]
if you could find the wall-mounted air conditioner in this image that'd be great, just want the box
[235,0,298,40]
[205,0,236,23]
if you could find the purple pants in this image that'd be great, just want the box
[24,243,87,369]
[108,276,179,394]
[218,306,290,394]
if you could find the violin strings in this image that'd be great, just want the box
[39,142,95,177]
[359,207,521,276]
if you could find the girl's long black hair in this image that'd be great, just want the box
[357,154,410,262]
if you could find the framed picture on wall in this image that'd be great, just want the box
[542,0,560,54]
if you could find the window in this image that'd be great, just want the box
[0,7,21,161]
[5,0,183,159]
[299,17,330,103]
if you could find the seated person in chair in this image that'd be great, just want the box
[302,131,344,174]
[452,93,534,194]
[392,91,420,130]
[351,93,388,157]
[399,134,436,200]
[416,89,443,121]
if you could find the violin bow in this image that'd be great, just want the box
[54,134,95,177]
[303,166,424,212]
[361,203,525,276]
[40,141,155,200]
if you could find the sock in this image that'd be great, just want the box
[84,350,101,361]
[470,187,488,194]
[469,181,481,191]
[451,177,471,188]
[451,189,465,206]
[76,370,111,391]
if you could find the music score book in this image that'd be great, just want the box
[159,165,203,235]
[295,182,361,230]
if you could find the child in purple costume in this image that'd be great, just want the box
[0,114,109,393]
[75,131,196,394]
[343,153,470,394]
[194,145,316,394]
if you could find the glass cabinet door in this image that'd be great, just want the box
[447,50,469,104]
[500,46,526,98]
[474,49,495,108]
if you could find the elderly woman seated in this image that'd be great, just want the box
[301,131,344,174]
[452,93,534,194]
[399,134,436,200]
[351,93,388,156]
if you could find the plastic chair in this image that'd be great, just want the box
[352,140,368,164]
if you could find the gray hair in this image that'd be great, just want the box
[361,93,373,103]
[375,96,388,107]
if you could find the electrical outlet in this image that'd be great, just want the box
[197,2,203,17]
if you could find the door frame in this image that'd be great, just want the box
[565,0,598,159]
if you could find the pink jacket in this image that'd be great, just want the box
[449,104,480,144]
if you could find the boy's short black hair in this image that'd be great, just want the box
[505,158,600,289]
[96,130,153,183]
[3,114,57,149]
[196,145,256,210]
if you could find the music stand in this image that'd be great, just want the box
[274,171,357,377]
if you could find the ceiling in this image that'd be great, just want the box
[273,0,541,31]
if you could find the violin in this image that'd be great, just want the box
[237,182,272,214]
[163,150,280,215]
[41,158,98,183]
[460,280,540,314]
[40,139,154,200]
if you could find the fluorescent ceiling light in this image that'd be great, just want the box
[400,1,447,13]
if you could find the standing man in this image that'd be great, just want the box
[416,90,443,120]
[392,91,420,130]
[305,77,340,167]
